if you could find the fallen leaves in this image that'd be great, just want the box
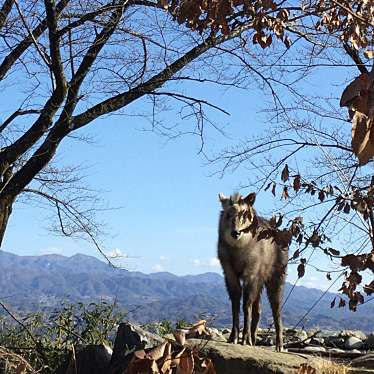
[125,320,215,374]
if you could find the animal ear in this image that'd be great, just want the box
[243,192,256,206]
[219,193,230,207]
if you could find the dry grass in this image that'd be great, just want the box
[0,346,36,374]
[298,360,350,374]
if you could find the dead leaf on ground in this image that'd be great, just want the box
[173,330,186,346]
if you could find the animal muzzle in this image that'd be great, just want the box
[231,230,241,240]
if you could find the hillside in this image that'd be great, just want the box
[0,251,373,331]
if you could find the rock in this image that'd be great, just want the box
[302,346,326,353]
[309,337,324,346]
[221,328,231,334]
[187,339,334,374]
[346,337,364,350]
[205,327,226,341]
[65,344,111,374]
[325,335,346,349]
[109,322,165,373]
[208,327,221,335]
[351,353,374,369]
[340,330,367,341]
[258,336,274,346]
[350,349,363,354]
[365,333,374,349]
[328,348,346,353]
[285,328,308,342]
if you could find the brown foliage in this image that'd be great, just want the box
[159,0,291,48]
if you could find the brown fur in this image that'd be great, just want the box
[217,192,288,351]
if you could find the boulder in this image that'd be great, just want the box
[340,330,367,341]
[325,335,346,349]
[65,344,112,374]
[346,337,364,350]
[187,339,337,374]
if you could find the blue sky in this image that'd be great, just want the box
[0,48,356,293]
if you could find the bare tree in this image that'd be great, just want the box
[0,0,303,247]
[212,1,374,311]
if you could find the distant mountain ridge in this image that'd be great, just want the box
[0,250,373,332]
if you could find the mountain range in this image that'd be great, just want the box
[0,250,373,332]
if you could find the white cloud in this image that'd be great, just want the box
[208,257,220,267]
[193,259,202,267]
[152,264,164,272]
[193,257,220,268]
[38,247,63,255]
[159,255,169,261]
[106,248,127,259]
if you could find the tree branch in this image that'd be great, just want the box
[0,0,14,29]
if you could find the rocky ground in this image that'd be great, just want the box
[59,323,374,373]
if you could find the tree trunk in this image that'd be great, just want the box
[0,197,13,247]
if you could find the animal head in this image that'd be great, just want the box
[219,192,257,240]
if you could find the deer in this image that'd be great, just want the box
[217,192,289,352]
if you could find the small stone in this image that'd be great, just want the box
[303,346,326,353]
[285,328,308,342]
[339,330,367,341]
[221,328,230,334]
[345,336,363,350]
[328,348,346,353]
[207,327,221,336]
[350,349,362,354]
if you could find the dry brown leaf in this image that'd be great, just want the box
[147,341,168,361]
[187,320,208,336]
[176,350,194,374]
[293,175,301,192]
[353,115,374,165]
[364,50,374,59]
[297,262,305,278]
[297,363,317,374]
[171,347,186,367]
[282,186,289,200]
[340,73,370,109]
[271,182,276,196]
[173,330,186,345]
[339,297,346,308]
[281,164,289,182]
[330,297,336,308]
[133,349,146,360]
[125,357,159,374]
[160,354,172,373]
[200,358,216,374]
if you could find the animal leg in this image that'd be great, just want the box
[251,294,261,345]
[266,276,285,352]
[242,282,259,345]
[224,267,241,344]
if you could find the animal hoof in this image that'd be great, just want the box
[227,329,239,344]
[241,335,252,346]
[227,337,238,344]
